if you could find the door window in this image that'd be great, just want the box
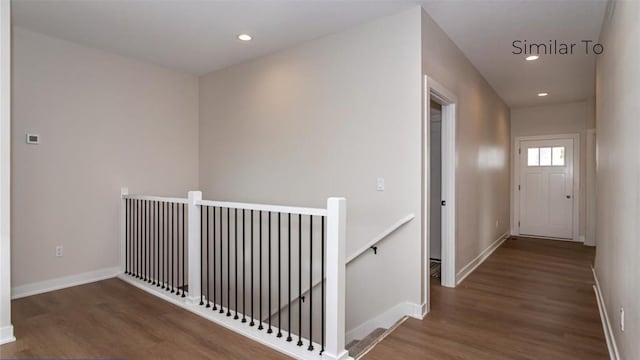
[527,146,565,167]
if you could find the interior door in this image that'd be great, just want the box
[519,138,574,239]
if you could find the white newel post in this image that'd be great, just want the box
[187,191,202,305]
[120,187,128,274]
[324,197,350,360]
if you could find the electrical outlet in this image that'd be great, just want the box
[495,220,499,228]
[376,177,385,191]
[620,307,625,332]
[55,245,63,257]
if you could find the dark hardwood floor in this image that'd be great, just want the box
[0,278,289,359]
[1,237,608,359]
[364,237,608,360]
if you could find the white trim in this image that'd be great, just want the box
[120,187,128,274]
[423,75,457,320]
[123,194,188,204]
[198,199,326,217]
[346,302,423,344]
[324,198,350,360]
[0,0,12,344]
[119,274,335,360]
[585,128,597,246]
[513,134,581,241]
[592,267,620,360]
[11,266,120,299]
[0,325,15,345]
[346,213,414,263]
[456,232,509,285]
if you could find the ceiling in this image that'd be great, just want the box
[421,0,608,107]
[12,0,608,108]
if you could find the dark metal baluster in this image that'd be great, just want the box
[182,204,187,297]
[174,203,178,293]
[204,206,211,307]
[212,207,217,310]
[206,206,211,307]
[125,199,129,275]
[277,212,282,338]
[227,207,231,317]
[250,209,255,327]
[321,216,325,354]
[137,200,141,278]
[200,205,204,304]
[219,206,224,314]
[141,200,145,279]
[267,211,273,334]
[308,215,314,351]
[170,202,174,293]
[150,201,154,284]
[162,202,166,289]
[142,200,146,281]
[297,213,303,346]
[150,201,153,283]
[258,210,263,330]
[287,213,292,342]
[242,209,246,323]
[165,203,170,291]
[235,208,239,320]
[152,202,156,285]
[174,203,177,293]
[156,202,162,287]
[147,201,151,283]
[145,200,149,282]
[128,199,132,276]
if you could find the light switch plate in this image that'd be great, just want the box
[376,177,385,191]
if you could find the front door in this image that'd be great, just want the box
[519,138,574,239]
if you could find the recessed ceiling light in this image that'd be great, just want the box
[237,34,252,41]
[526,55,539,61]
[538,92,548,97]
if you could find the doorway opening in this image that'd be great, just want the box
[429,100,443,280]
[422,76,457,315]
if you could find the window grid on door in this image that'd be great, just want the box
[527,146,565,167]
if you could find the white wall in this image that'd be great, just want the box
[199,7,423,334]
[11,28,199,288]
[510,101,592,240]
[421,9,511,279]
[0,0,14,345]
[594,1,640,358]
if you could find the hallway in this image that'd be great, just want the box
[364,237,608,359]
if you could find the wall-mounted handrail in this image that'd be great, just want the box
[345,213,415,264]
[265,213,415,323]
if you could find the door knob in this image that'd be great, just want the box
[566,195,571,199]
[441,200,446,206]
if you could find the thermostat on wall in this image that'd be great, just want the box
[26,133,40,144]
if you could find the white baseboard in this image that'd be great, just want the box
[0,325,15,345]
[11,266,120,299]
[592,267,620,360]
[346,301,422,344]
[456,232,509,286]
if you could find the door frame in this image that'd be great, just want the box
[512,133,581,242]
[422,75,457,315]
[0,0,14,345]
